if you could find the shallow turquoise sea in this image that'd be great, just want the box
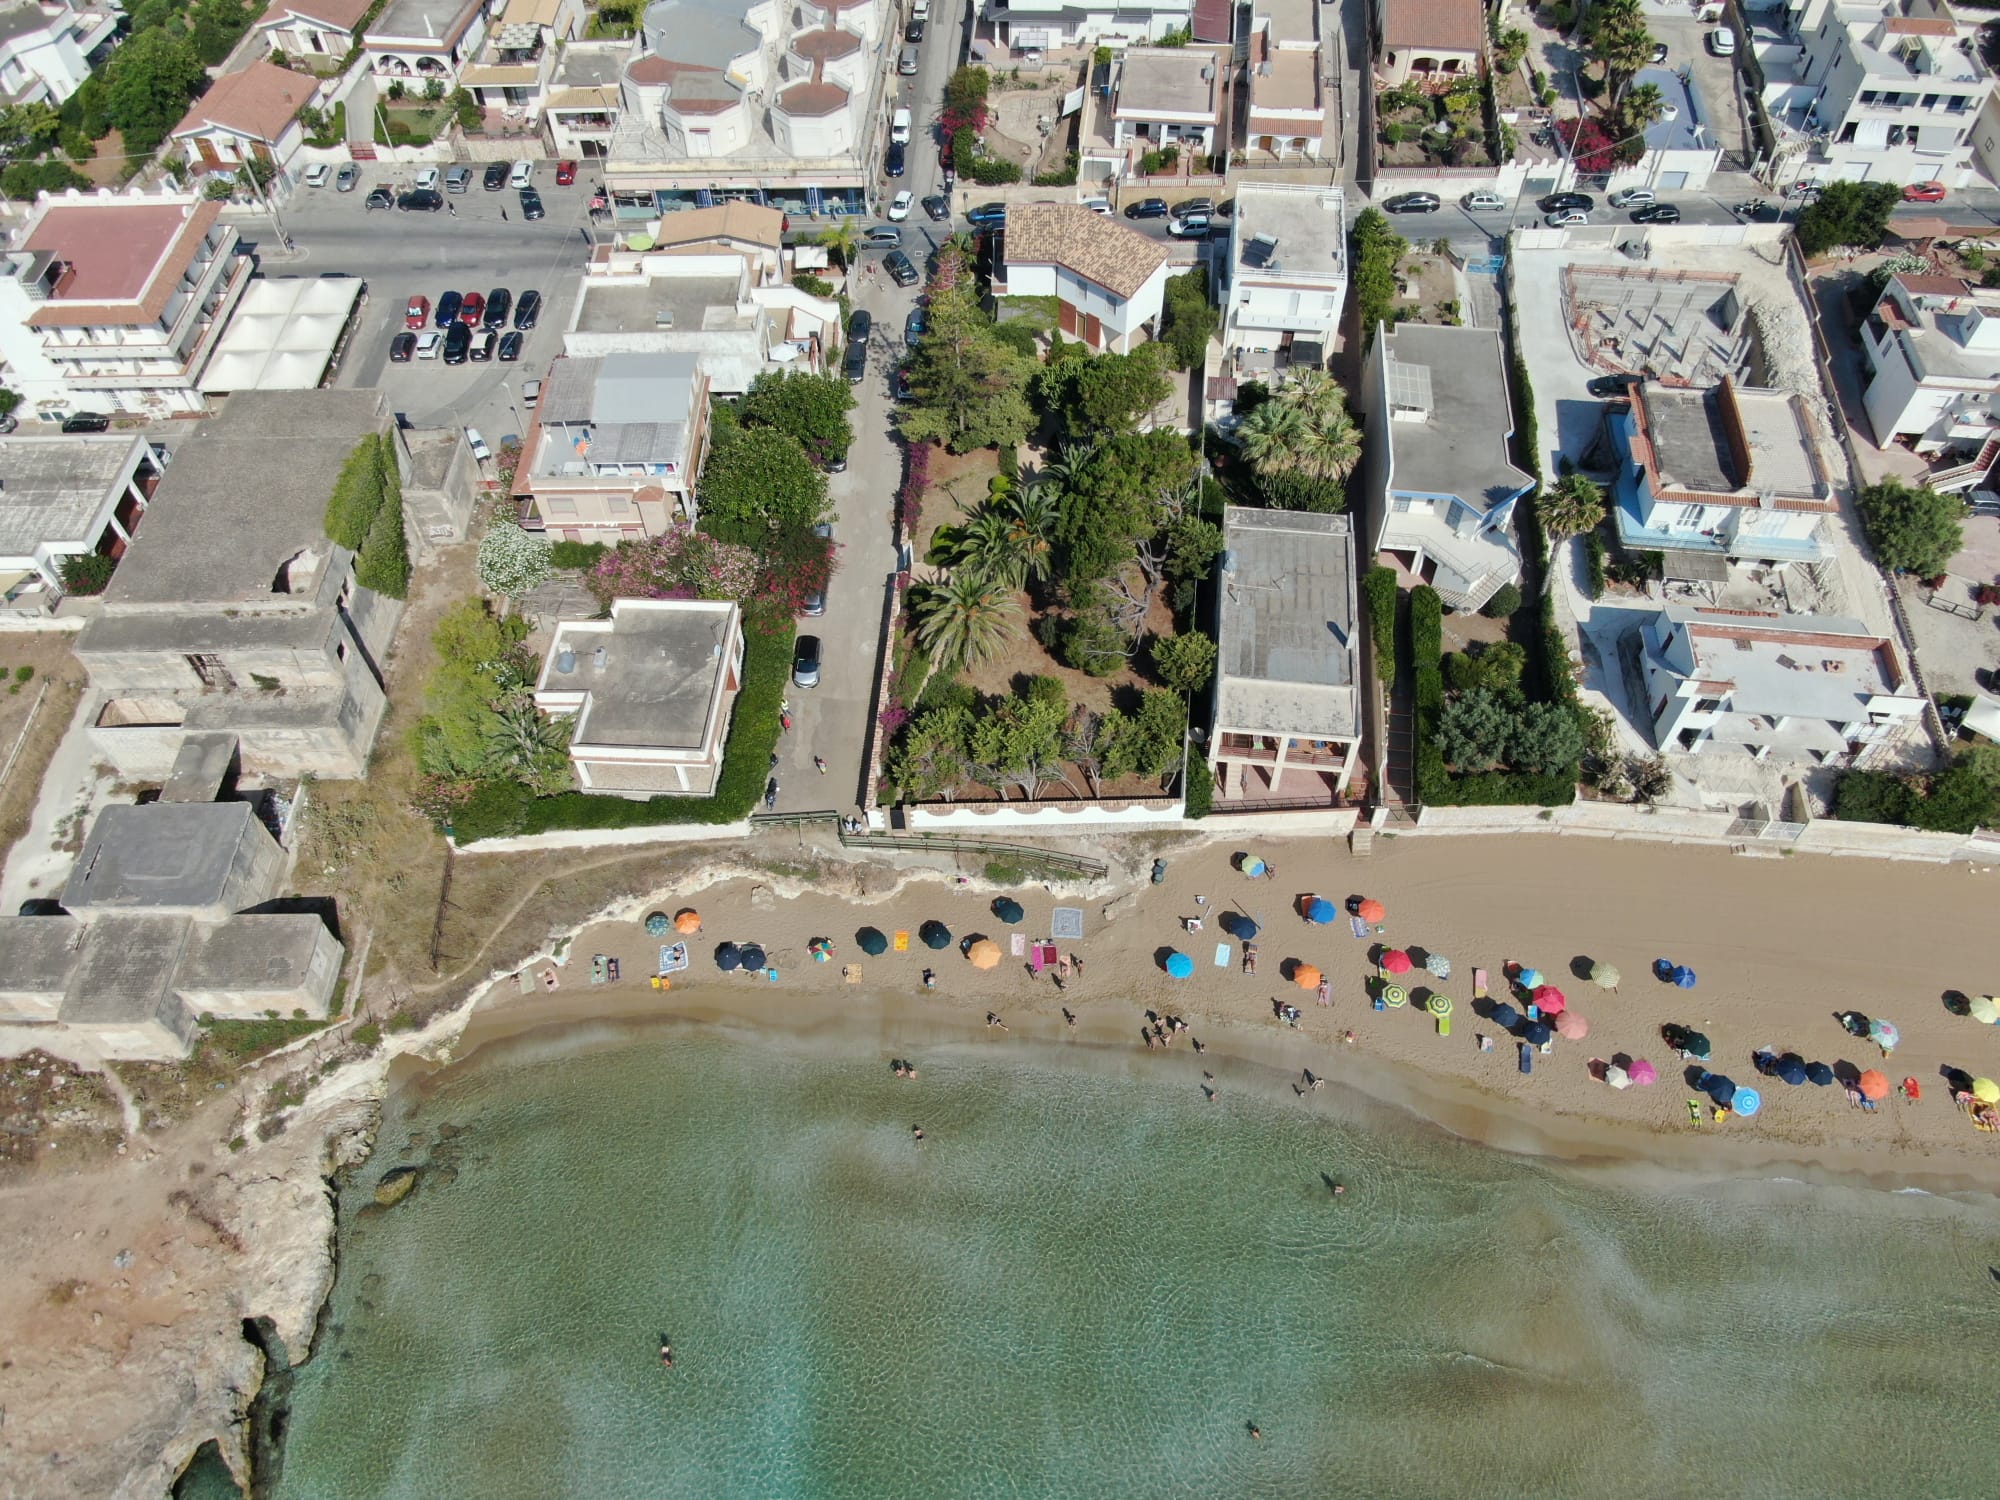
[272,1022,2000,1499]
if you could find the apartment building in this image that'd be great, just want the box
[1859,271,2000,450]
[0,0,118,106]
[1221,183,1346,377]
[519,351,712,539]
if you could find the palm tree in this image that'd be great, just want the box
[1622,82,1667,132]
[818,220,859,272]
[912,570,1021,675]
[1276,368,1346,423]
[482,698,572,792]
[1586,0,1656,106]
[1236,399,1306,477]
[999,483,1058,584]
[955,508,1027,589]
[1292,403,1362,486]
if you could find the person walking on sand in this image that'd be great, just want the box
[1062,1008,1077,1028]
[986,1012,1008,1031]
[1070,954,1084,977]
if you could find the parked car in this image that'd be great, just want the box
[1081,196,1111,215]
[792,634,822,688]
[303,163,330,189]
[415,331,444,360]
[1707,26,1735,55]
[1176,197,1215,218]
[336,163,360,192]
[459,291,485,324]
[1123,197,1169,219]
[1462,190,1507,212]
[845,309,871,383]
[434,290,463,327]
[1630,203,1682,223]
[465,427,492,463]
[366,186,394,210]
[405,295,430,329]
[1538,191,1595,213]
[1382,192,1441,213]
[888,189,913,221]
[555,159,577,185]
[509,159,534,188]
[396,189,442,212]
[885,141,905,177]
[483,161,509,191]
[1608,188,1655,208]
[922,194,950,221]
[904,18,924,40]
[884,249,918,286]
[891,108,912,145]
[469,329,497,362]
[1650,41,1669,63]
[497,330,524,361]
[803,586,826,617]
[905,306,927,343]
[60,412,109,433]
[518,187,544,220]
[445,165,473,194]
[966,202,1007,228]
[1169,213,1211,238]
[862,224,903,249]
[521,378,542,407]
[1544,208,1590,228]
[442,323,471,364]
[414,166,440,192]
[484,288,512,327]
[389,331,417,362]
[898,43,918,75]
[1587,373,1639,398]
[515,289,542,329]
[1903,180,1947,203]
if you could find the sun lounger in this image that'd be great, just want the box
[1473,968,1488,1001]
[1518,1042,1532,1074]
[1350,916,1369,939]
[1241,942,1258,974]
[1011,933,1026,957]
[1214,942,1230,968]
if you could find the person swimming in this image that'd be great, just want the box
[659,1339,673,1368]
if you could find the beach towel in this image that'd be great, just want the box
[842,964,861,984]
[1030,943,1057,973]
[1349,916,1369,939]
[1011,933,1026,957]
[1214,943,1230,968]
[894,930,909,952]
[1473,967,1488,1001]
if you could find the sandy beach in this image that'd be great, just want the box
[455,834,2000,1190]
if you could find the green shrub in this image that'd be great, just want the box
[1183,763,1212,818]
[1482,581,1522,618]
[1832,769,1914,826]
[1361,565,1398,687]
[1409,585,1443,715]
[1584,532,1606,599]
[59,552,115,595]
[549,540,608,570]
[351,1022,382,1047]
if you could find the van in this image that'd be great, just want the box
[891,108,912,145]
[899,44,919,75]
[1461,190,1506,212]
[912,0,928,18]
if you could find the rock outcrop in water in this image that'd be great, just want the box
[372,1167,419,1207]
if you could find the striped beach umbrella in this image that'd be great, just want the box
[1381,984,1408,1009]
[1425,992,1452,1017]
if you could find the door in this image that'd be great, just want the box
[1659,171,1688,190]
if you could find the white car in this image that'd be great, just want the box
[1608,188,1654,208]
[464,426,492,464]
[887,190,913,221]
[1544,208,1590,228]
[303,163,331,189]
[1707,26,1735,55]
[414,166,440,192]
[509,160,534,188]
[415,331,444,359]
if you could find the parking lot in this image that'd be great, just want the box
[1645,9,1749,164]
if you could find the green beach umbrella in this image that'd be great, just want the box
[1426,992,1452,1017]
[856,927,888,956]
[1381,984,1408,1009]
[1590,961,1620,991]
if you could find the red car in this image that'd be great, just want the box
[1903,180,1947,204]
[458,292,485,325]
[404,294,429,329]
[555,159,577,186]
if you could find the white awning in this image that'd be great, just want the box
[200,276,364,392]
[1061,86,1085,119]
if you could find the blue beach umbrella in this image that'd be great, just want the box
[1490,1002,1521,1032]
[1306,898,1337,925]
[714,942,741,972]
[1518,968,1544,990]
[1522,1020,1552,1047]
[1733,1087,1762,1118]
[920,920,952,950]
[738,944,767,972]
[1805,1062,1835,1087]
[1704,1074,1737,1108]
[1774,1055,1809,1087]
[1226,913,1259,940]
[856,927,889,956]
[1672,966,1698,989]
[992,898,1025,925]
[645,911,670,937]
[1165,951,1194,979]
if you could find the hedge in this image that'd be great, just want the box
[1584,531,1606,600]
[550,540,609,570]
[452,613,796,843]
[1409,585,1445,801]
[1362,565,1398,687]
[1183,763,1212,819]
[1422,769,1577,807]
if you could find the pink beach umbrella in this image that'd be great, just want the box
[1555,1010,1588,1041]
[1627,1058,1658,1087]
[1381,949,1413,975]
[1533,985,1566,1016]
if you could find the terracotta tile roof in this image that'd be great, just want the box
[25,200,225,329]
[1884,16,1955,35]
[652,202,784,250]
[1381,0,1482,52]
[1192,0,1232,42]
[791,26,861,61]
[1003,203,1169,302]
[172,60,315,144]
[1893,272,1972,296]
[777,78,847,116]
[625,54,682,84]
[261,0,370,32]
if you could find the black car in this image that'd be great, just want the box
[1630,202,1682,224]
[845,309,871,383]
[60,412,110,433]
[397,189,443,212]
[1123,197,1169,219]
[365,186,394,210]
[497,331,523,362]
[519,187,544,220]
[966,202,1006,228]
[922,194,950,222]
[885,141,905,178]
[468,329,497,362]
[1538,191,1595,213]
[1587,373,1639,398]
[791,634,822,689]
[904,18,924,40]
[1382,192,1441,214]
[484,288,512,327]
[884,249,918,287]
[484,161,509,191]
[514,289,541,329]
[905,306,926,343]
[435,290,463,328]
[389,331,417,362]
[442,323,471,365]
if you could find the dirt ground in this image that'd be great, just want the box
[0,636,85,882]
[1395,252,1462,325]
[0,1050,126,1177]
[984,69,1079,173]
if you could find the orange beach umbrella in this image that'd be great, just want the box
[1293,964,1322,990]
[675,909,702,933]
[1356,898,1385,924]
[1856,1069,1891,1102]
[967,938,1001,970]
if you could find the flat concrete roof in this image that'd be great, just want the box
[176,913,332,992]
[0,434,145,560]
[1637,382,1824,500]
[545,600,735,749]
[1232,183,1344,282]
[56,914,188,1027]
[368,0,481,43]
[1216,507,1358,739]
[1632,65,1711,153]
[63,801,272,913]
[1666,606,1907,720]
[572,273,748,335]
[1115,47,1226,121]
[102,388,385,606]
[0,915,85,997]
[1379,324,1531,512]
[537,352,696,470]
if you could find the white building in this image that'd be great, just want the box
[1357,323,1531,613]
[0,433,162,618]
[986,0,1193,52]
[0,188,252,420]
[169,59,318,188]
[1609,378,1839,568]
[362,0,491,87]
[1246,0,1328,161]
[0,0,118,107]
[995,202,1169,353]
[1638,604,1925,760]
[1859,271,2000,450]
[456,0,585,122]
[1762,0,1992,189]
[1222,183,1346,378]
[1109,46,1229,158]
[1592,64,1724,194]
[258,0,371,63]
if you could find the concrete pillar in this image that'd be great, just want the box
[1270,737,1290,794]
[106,514,130,545]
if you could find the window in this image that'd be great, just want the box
[336,640,348,662]
[1391,495,1412,512]
[546,496,577,516]
[1694,697,1725,713]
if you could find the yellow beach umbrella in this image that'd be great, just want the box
[967,938,1001,970]
[1973,1077,2000,1104]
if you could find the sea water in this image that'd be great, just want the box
[272,1023,2000,1499]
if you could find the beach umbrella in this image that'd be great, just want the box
[810,939,832,964]
[1555,1010,1588,1041]
[1306,898,1337,925]
[1856,1069,1890,1102]
[1970,995,2000,1024]
[1294,963,1322,990]
[1381,949,1413,975]
[714,942,741,972]
[1733,1087,1762,1118]
[1381,984,1408,1009]
[1702,1073,1737,1108]
[967,939,1001,970]
[1805,1062,1835,1087]
[1166,951,1195,979]
[644,911,670,937]
[1426,991,1452,1017]
[992,898,1025,925]
[1425,952,1452,980]
[1533,986,1566,1016]
[1490,1002,1521,1032]
[1227,913,1260,940]
[739,944,767,972]
[1868,1019,1900,1053]
[1774,1055,1809,1087]
[675,909,702,934]
[1606,1064,1631,1090]
[1672,966,1697,989]
[1681,1030,1712,1060]
[1356,898,1386,924]
[1518,968,1544,990]
[920,921,951,950]
[1973,1078,2000,1104]
[1628,1059,1658,1086]
[1522,1020,1552,1047]
[1243,857,1267,878]
[1590,961,1620,991]
[856,927,888,956]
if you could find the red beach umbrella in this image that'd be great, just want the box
[1380,949,1412,975]
[1533,985,1566,1015]
[1356,898,1386,924]
[1555,1010,1588,1041]
[1857,1069,1891,1101]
